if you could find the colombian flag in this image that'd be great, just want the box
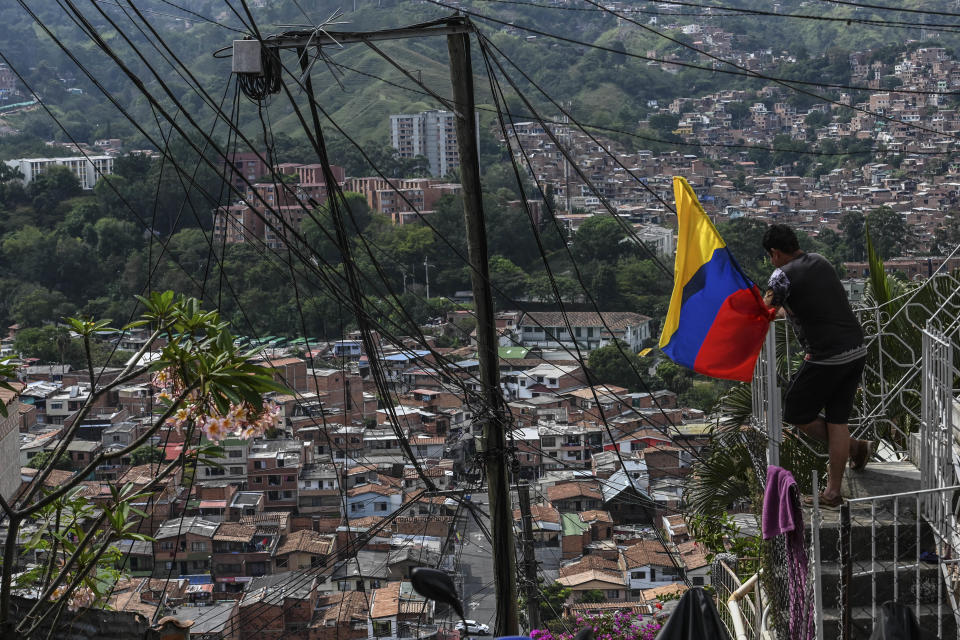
[659,177,774,382]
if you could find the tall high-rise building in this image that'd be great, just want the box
[389,109,479,178]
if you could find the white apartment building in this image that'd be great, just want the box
[5,155,114,190]
[389,109,479,178]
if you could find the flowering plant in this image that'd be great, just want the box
[531,610,662,640]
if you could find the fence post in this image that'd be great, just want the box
[811,472,824,640]
[840,502,852,640]
[765,326,781,467]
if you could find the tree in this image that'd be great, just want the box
[1,293,289,632]
[575,589,606,603]
[715,218,769,284]
[866,206,909,260]
[573,216,628,264]
[25,449,73,471]
[656,360,692,395]
[588,340,650,391]
[839,211,866,262]
[130,443,162,466]
[27,166,81,214]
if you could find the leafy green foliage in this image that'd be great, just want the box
[130,443,161,466]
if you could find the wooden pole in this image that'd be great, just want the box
[447,27,519,637]
[517,482,541,631]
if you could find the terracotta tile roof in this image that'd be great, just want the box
[676,541,710,570]
[262,357,306,367]
[369,581,402,619]
[579,510,613,523]
[347,464,377,476]
[19,467,75,488]
[403,466,449,478]
[546,481,603,502]
[379,474,404,488]
[239,512,289,530]
[568,601,656,616]
[214,523,256,542]
[370,581,429,619]
[346,516,383,528]
[347,483,400,497]
[313,591,368,626]
[109,579,157,618]
[558,555,620,578]
[641,583,688,601]
[512,503,560,525]
[520,311,651,330]
[275,530,335,556]
[622,540,677,570]
[555,569,626,588]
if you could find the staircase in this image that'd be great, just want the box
[807,461,960,639]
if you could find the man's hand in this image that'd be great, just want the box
[763,289,786,318]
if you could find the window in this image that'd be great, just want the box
[228,450,243,458]
[112,435,121,442]
[373,620,392,637]
[269,476,281,486]
[159,541,174,551]
[282,490,293,499]
[253,460,265,469]
[191,542,206,552]
[276,557,289,568]
[631,571,646,580]
[286,475,294,482]
[303,480,312,488]
[268,491,279,501]
[375,502,387,512]
[548,378,557,385]
[253,476,262,484]
[693,576,704,586]
[606,589,619,598]
[230,466,244,475]
[350,503,363,513]
[541,437,556,448]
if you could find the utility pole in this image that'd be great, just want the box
[423,256,431,300]
[516,482,541,631]
[447,25,519,637]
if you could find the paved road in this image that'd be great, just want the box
[456,491,497,633]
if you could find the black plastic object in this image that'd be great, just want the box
[574,628,594,640]
[654,587,731,640]
[410,567,465,619]
[868,601,925,640]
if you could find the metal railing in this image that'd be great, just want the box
[713,557,770,640]
[838,485,960,640]
[751,323,782,468]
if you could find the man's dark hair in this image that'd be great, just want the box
[763,224,800,254]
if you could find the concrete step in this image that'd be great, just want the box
[815,510,936,564]
[822,604,957,640]
[819,563,946,608]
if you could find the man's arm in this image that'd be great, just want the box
[765,268,789,318]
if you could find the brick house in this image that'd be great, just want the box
[238,572,318,640]
[212,521,282,599]
[247,440,305,511]
[546,481,603,513]
[152,516,219,578]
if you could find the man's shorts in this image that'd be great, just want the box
[782,356,866,425]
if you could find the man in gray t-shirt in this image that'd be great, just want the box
[762,224,870,507]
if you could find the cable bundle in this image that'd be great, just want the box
[239,44,282,101]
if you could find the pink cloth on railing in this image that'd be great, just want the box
[762,465,801,539]
[762,465,814,640]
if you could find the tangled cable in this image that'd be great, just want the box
[238,40,282,101]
